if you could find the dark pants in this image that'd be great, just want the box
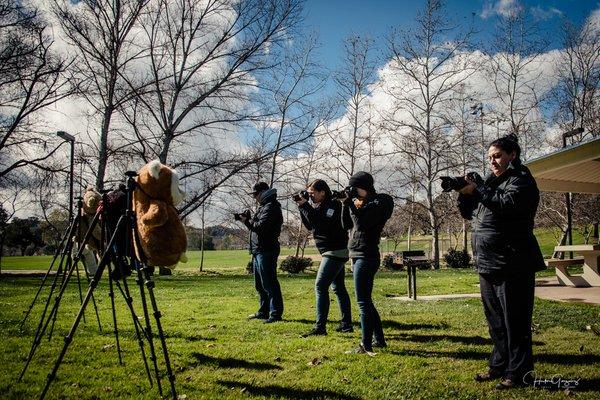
[353,257,384,351]
[253,250,284,319]
[315,257,352,330]
[479,271,535,382]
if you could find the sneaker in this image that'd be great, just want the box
[247,313,268,320]
[474,370,503,382]
[263,317,282,324]
[300,328,327,338]
[344,344,376,357]
[335,323,354,333]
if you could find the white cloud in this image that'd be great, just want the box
[530,5,563,21]
[481,0,524,19]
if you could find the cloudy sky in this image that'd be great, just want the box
[306,0,599,74]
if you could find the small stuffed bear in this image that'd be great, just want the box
[75,186,103,275]
[133,160,188,269]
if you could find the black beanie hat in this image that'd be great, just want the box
[349,171,375,192]
[250,181,269,195]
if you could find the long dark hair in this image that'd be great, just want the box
[307,179,332,198]
[489,133,521,161]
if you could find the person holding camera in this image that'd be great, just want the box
[238,182,284,323]
[294,179,353,337]
[340,171,394,355]
[457,134,545,389]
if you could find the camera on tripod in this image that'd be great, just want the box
[291,190,309,202]
[233,209,251,221]
[440,172,483,192]
[332,186,358,199]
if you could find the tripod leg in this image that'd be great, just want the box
[19,213,118,382]
[106,262,123,365]
[19,222,72,330]
[140,264,177,400]
[37,214,129,399]
[74,258,86,324]
[133,260,164,397]
[80,248,103,333]
[39,247,111,400]
[115,277,153,386]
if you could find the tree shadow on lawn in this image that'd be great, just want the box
[381,320,450,331]
[217,380,360,400]
[389,349,600,366]
[190,352,282,371]
[385,333,545,346]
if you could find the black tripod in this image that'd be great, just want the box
[19,171,177,400]
[18,196,102,336]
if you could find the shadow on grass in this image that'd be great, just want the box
[386,333,545,346]
[574,378,600,392]
[390,349,600,366]
[190,352,282,371]
[164,332,217,342]
[217,380,360,400]
[381,320,450,331]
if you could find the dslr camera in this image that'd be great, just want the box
[332,186,359,199]
[291,190,309,202]
[440,172,483,192]
[233,209,251,221]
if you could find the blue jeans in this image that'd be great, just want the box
[315,257,352,330]
[253,251,284,319]
[353,257,384,351]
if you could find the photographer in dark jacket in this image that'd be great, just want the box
[239,182,284,323]
[340,172,394,355]
[295,179,353,337]
[458,134,545,389]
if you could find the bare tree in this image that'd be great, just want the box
[52,0,147,190]
[384,0,474,268]
[485,3,548,160]
[328,35,378,181]
[551,17,600,143]
[0,0,70,182]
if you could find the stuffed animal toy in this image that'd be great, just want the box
[133,160,188,269]
[75,186,103,275]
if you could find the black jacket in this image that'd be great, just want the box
[244,189,283,255]
[298,198,349,255]
[458,162,545,275]
[342,193,394,259]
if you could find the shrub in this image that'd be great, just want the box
[443,249,471,269]
[279,256,312,274]
[382,253,403,270]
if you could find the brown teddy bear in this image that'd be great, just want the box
[74,186,103,275]
[133,160,188,269]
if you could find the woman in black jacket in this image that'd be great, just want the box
[458,134,545,389]
[341,172,394,355]
[296,179,353,336]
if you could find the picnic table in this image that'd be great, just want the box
[547,244,600,287]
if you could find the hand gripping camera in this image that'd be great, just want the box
[291,190,309,202]
[440,172,483,192]
[233,209,251,221]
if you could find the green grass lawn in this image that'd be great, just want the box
[1,269,598,399]
[1,227,590,272]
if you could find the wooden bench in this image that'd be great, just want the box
[545,257,586,287]
[392,250,431,300]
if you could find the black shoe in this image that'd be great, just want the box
[301,327,326,337]
[495,378,517,390]
[247,313,268,320]
[264,317,282,324]
[474,370,503,382]
[335,323,353,333]
[344,344,376,357]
